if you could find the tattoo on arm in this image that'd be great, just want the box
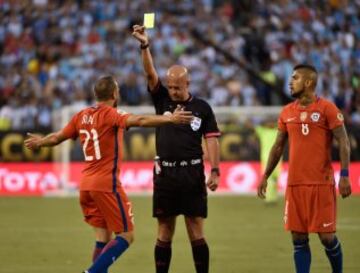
[332,125,350,170]
[264,130,288,178]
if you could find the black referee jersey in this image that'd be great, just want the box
[149,81,221,159]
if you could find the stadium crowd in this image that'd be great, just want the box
[0,0,359,131]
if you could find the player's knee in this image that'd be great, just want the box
[187,227,204,240]
[118,231,134,245]
[94,227,112,242]
[291,232,309,242]
[158,225,175,241]
[186,225,204,241]
[189,233,205,242]
[158,220,176,240]
[158,229,174,241]
[318,233,336,247]
[127,233,135,245]
[292,238,309,247]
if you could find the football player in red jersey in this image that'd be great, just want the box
[258,64,351,273]
[25,75,193,273]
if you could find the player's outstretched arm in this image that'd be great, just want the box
[132,25,158,91]
[205,137,220,191]
[332,125,352,198]
[126,105,193,127]
[257,130,288,199]
[24,131,68,150]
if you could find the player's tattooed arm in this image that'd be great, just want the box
[24,131,68,150]
[264,130,288,178]
[332,125,352,198]
[132,25,159,90]
[332,125,350,170]
[257,130,288,198]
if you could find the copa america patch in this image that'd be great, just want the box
[310,112,320,122]
[337,113,344,121]
[190,117,202,131]
[300,112,307,122]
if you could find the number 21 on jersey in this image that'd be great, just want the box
[301,123,309,135]
[80,129,102,161]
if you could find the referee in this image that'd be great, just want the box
[132,25,221,273]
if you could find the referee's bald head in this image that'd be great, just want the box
[166,65,190,85]
[166,65,190,101]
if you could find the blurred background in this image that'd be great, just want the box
[0,0,359,194]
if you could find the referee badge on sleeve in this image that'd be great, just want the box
[190,117,202,131]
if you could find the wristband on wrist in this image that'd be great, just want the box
[140,43,149,49]
[340,169,349,177]
[211,167,220,176]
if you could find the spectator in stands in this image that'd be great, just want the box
[0,0,359,131]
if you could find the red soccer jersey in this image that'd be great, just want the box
[278,97,344,185]
[62,104,130,192]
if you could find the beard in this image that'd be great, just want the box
[291,88,305,99]
[113,100,118,107]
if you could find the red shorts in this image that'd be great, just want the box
[79,188,134,233]
[284,184,336,233]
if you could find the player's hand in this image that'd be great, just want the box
[170,105,193,124]
[338,176,352,198]
[257,177,268,199]
[24,133,42,150]
[207,172,219,191]
[132,25,149,45]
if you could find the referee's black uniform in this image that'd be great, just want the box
[150,81,221,218]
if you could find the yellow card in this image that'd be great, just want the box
[144,13,155,29]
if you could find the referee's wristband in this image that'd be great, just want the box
[211,167,220,176]
[340,169,349,177]
[140,43,149,50]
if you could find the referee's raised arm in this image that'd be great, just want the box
[132,25,159,91]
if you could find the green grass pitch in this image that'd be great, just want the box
[0,195,359,273]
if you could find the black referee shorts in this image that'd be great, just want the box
[152,163,207,218]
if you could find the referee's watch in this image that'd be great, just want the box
[211,167,220,176]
